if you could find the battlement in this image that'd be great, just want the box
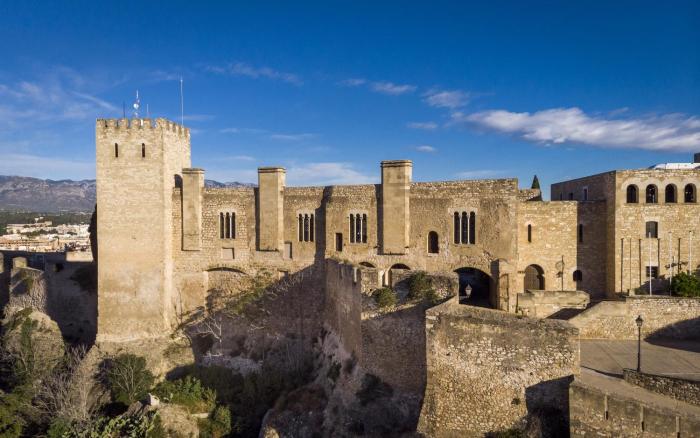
[96,118,190,138]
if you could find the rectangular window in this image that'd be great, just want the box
[335,233,343,251]
[578,224,584,243]
[220,212,235,239]
[646,266,659,279]
[583,187,588,201]
[349,214,355,243]
[645,221,658,239]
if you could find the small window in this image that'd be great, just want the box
[115,143,119,158]
[461,212,468,244]
[469,212,476,244]
[453,212,460,244]
[646,185,658,203]
[645,221,658,239]
[559,193,563,201]
[527,224,532,243]
[568,192,574,200]
[578,224,584,243]
[427,231,439,254]
[646,266,659,279]
[335,233,343,251]
[664,184,677,203]
[626,185,638,203]
[684,184,697,203]
[141,143,146,158]
[582,187,588,201]
[573,270,582,282]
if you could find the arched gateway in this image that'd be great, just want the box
[454,267,495,308]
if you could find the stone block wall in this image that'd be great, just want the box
[418,298,580,436]
[623,369,700,407]
[570,372,700,437]
[568,296,700,340]
[516,290,590,318]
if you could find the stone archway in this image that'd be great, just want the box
[524,264,545,290]
[454,267,495,308]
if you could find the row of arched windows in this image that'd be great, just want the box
[453,212,476,245]
[114,143,146,158]
[219,212,235,239]
[349,213,368,243]
[298,214,315,242]
[626,184,696,204]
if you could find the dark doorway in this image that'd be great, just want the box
[524,264,545,290]
[455,267,493,308]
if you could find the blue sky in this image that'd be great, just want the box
[0,1,698,197]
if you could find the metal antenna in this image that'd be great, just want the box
[179,77,184,126]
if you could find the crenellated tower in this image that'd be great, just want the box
[95,118,190,343]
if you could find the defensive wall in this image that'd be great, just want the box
[623,369,700,407]
[418,297,580,437]
[570,369,700,437]
[568,295,700,340]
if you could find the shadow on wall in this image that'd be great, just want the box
[646,316,700,347]
[523,375,573,436]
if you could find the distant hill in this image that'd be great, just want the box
[0,176,254,212]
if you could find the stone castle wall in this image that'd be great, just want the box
[623,369,700,407]
[418,298,580,436]
[568,296,700,340]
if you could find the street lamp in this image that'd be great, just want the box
[464,284,473,300]
[635,315,644,372]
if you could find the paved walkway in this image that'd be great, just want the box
[581,339,700,381]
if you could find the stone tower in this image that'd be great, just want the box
[95,118,190,343]
[257,167,286,252]
[381,160,412,254]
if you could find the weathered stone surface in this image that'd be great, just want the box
[623,369,700,406]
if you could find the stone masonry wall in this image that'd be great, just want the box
[623,369,700,407]
[568,296,700,340]
[418,298,580,436]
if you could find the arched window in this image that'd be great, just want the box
[645,221,658,239]
[527,224,532,243]
[461,212,468,244]
[427,231,439,254]
[685,184,697,203]
[220,212,235,239]
[469,212,476,244]
[664,184,677,203]
[349,213,367,243]
[298,213,314,242]
[578,224,584,243]
[114,143,119,158]
[626,185,638,203]
[573,270,583,282]
[646,185,658,203]
[361,214,367,243]
[453,212,460,244]
[141,143,146,158]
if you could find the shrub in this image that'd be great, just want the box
[407,272,439,304]
[70,411,163,437]
[152,376,216,413]
[356,373,393,406]
[671,272,700,297]
[198,405,231,438]
[106,354,155,406]
[372,288,397,308]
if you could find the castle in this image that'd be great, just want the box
[95,117,700,343]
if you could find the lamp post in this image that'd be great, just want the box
[635,315,644,372]
[464,284,473,300]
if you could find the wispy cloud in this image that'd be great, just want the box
[459,107,700,152]
[205,62,302,85]
[407,121,439,130]
[219,127,268,134]
[182,114,214,122]
[269,133,318,141]
[0,153,94,180]
[286,162,375,186]
[423,89,470,109]
[219,155,255,161]
[370,81,416,95]
[415,145,437,153]
[338,78,366,87]
[455,169,506,179]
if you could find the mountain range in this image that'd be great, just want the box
[0,175,254,212]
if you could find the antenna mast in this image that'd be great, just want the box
[179,77,184,126]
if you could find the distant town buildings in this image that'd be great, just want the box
[0,217,91,254]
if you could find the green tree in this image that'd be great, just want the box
[670,272,700,297]
[106,354,155,406]
[531,175,541,190]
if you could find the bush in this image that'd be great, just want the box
[407,272,439,304]
[198,405,231,438]
[106,354,155,406]
[372,288,397,308]
[671,272,700,297]
[68,411,163,437]
[356,373,393,406]
[152,376,216,413]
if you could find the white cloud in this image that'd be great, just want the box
[269,133,318,141]
[415,145,437,153]
[286,162,375,186]
[460,107,700,152]
[219,127,268,134]
[370,81,416,95]
[407,121,439,130]
[339,78,366,87]
[0,154,94,180]
[221,155,255,161]
[423,89,470,109]
[205,62,302,85]
[455,169,506,179]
